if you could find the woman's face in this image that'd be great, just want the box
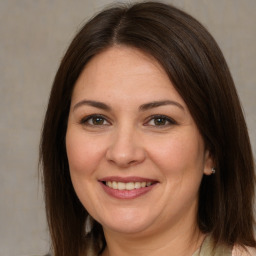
[66,46,212,236]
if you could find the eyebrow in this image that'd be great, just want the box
[139,100,184,111]
[73,99,184,112]
[73,100,111,112]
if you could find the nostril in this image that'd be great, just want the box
[128,160,137,165]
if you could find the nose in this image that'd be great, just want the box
[106,126,146,168]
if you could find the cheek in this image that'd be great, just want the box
[65,129,107,216]
[65,128,106,176]
[146,129,205,177]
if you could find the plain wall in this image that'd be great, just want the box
[0,0,255,255]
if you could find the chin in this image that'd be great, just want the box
[97,210,157,235]
[102,222,153,235]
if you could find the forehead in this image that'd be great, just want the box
[71,46,185,107]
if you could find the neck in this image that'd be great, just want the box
[101,219,205,256]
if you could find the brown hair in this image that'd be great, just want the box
[40,2,256,255]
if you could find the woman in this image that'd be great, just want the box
[40,2,256,256]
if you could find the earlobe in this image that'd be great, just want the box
[203,150,215,176]
[204,167,216,176]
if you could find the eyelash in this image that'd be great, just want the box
[144,115,177,127]
[80,114,111,126]
[79,114,177,128]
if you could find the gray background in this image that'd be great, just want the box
[0,0,255,255]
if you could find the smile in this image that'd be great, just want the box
[105,181,153,190]
[99,177,158,199]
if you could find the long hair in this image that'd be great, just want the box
[40,2,256,255]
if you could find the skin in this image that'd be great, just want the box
[66,46,213,256]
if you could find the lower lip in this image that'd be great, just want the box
[100,182,157,199]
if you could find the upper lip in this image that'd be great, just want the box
[99,176,158,183]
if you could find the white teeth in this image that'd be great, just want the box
[112,181,118,189]
[134,182,141,189]
[105,181,153,190]
[117,182,126,190]
[141,182,146,188]
[126,182,134,190]
[106,181,112,188]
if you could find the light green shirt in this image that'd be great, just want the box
[192,235,232,256]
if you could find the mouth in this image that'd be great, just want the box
[102,180,155,190]
[98,177,158,199]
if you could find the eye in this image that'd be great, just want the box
[80,115,110,126]
[145,115,176,127]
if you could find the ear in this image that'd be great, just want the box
[203,150,215,176]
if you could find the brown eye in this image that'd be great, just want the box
[146,115,176,127]
[91,116,105,125]
[153,117,168,126]
[81,115,110,126]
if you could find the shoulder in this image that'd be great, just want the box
[232,245,256,256]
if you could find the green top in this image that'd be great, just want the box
[36,235,234,256]
[192,235,232,256]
